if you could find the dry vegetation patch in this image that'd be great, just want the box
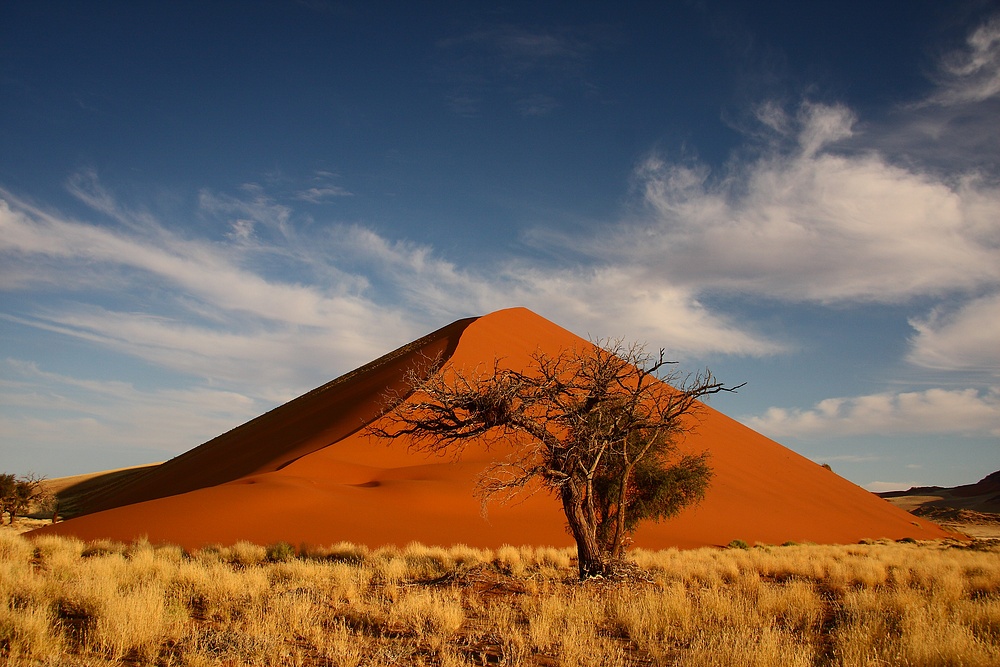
[0,533,998,666]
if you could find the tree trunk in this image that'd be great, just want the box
[560,482,608,579]
[610,462,636,561]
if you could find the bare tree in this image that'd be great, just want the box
[370,340,742,578]
[0,473,50,524]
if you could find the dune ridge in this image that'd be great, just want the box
[31,307,954,550]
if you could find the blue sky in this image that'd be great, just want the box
[2,1,998,490]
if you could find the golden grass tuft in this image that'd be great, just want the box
[0,533,997,665]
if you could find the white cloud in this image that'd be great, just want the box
[0,192,400,333]
[295,186,353,202]
[617,12,1000,309]
[550,103,1000,305]
[294,172,353,203]
[197,184,295,241]
[745,387,1000,439]
[0,189,424,393]
[2,310,385,402]
[496,264,783,356]
[908,293,1000,374]
[329,225,782,356]
[753,100,791,135]
[797,102,855,157]
[929,14,1000,106]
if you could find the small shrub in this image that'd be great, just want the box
[728,539,750,550]
[265,542,296,562]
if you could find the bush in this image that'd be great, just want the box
[265,542,296,562]
[727,539,750,550]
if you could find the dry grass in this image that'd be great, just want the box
[1,531,998,666]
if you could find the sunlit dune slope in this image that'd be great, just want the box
[31,307,954,550]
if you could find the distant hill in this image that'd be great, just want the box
[878,471,1000,516]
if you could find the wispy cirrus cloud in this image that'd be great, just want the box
[0,193,375,331]
[1,169,781,411]
[875,13,1000,172]
[295,185,353,202]
[496,264,783,356]
[294,170,353,202]
[0,187,420,397]
[928,14,1000,106]
[0,358,261,455]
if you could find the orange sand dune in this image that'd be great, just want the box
[31,307,954,550]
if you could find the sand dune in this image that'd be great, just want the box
[31,307,954,550]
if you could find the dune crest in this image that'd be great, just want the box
[31,307,954,549]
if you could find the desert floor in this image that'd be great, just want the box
[3,522,1000,667]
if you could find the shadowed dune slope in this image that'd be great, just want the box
[68,316,477,517]
[31,307,954,550]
